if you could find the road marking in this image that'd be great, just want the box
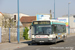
[70,48,73,50]
[36,48,40,50]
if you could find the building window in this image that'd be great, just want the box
[14,15,16,20]
[73,15,75,18]
[14,21,16,23]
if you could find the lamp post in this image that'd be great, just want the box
[54,0,55,19]
[68,2,71,34]
[17,0,20,43]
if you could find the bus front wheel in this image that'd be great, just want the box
[53,38,57,44]
[62,35,66,42]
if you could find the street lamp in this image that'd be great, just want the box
[54,0,55,19]
[68,2,71,34]
[17,0,20,43]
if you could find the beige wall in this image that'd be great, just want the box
[22,22,31,27]
[0,13,4,27]
[2,28,24,43]
[70,16,75,28]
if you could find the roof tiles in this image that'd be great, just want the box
[20,16,36,22]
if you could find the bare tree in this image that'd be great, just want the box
[2,13,16,28]
[8,18,16,28]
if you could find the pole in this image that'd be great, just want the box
[9,28,11,43]
[54,0,55,19]
[17,0,20,43]
[68,3,70,34]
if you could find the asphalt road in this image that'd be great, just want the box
[15,36,75,50]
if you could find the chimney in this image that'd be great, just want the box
[50,10,52,19]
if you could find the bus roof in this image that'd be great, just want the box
[33,20,65,23]
[32,19,66,25]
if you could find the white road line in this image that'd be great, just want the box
[36,48,40,50]
[70,48,73,50]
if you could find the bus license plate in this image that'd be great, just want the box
[39,41,44,42]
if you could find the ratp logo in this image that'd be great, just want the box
[58,19,67,22]
[41,15,44,17]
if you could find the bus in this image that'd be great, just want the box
[30,20,67,44]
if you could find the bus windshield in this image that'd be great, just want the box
[33,25,51,35]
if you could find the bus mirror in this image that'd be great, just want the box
[30,25,32,29]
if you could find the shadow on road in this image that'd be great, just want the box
[21,41,31,44]
[21,40,64,46]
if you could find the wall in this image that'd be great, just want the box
[0,13,4,27]
[22,22,31,27]
[70,16,75,28]
[0,27,1,43]
[1,28,24,43]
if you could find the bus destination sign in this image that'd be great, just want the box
[33,21,50,25]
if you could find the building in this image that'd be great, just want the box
[0,12,4,27]
[20,16,36,27]
[0,13,29,28]
[13,13,29,27]
[57,15,75,33]
[69,15,75,33]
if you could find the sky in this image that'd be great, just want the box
[0,0,75,17]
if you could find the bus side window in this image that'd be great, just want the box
[52,25,54,34]
[54,25,57,33]
[63,25,66,33]
[52,25,57,33]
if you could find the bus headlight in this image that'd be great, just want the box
[32,35,35,38]
[48,35,56,38]
[48,35,53,38]
[50,35,53,37]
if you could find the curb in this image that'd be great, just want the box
[0,40,30,50]
[67,33,75,37]
[0,43,28,50]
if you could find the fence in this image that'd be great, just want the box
[1,28,24,43]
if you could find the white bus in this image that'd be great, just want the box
[30,20,67,44]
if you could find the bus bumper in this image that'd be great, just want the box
[32,38,56,43]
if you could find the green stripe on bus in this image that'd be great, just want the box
[51,22,65,25]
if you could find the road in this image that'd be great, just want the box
[15,36,75,50]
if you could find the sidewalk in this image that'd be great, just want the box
[0,40,30,50]
[0,33,75,50]
[67,33,75,37]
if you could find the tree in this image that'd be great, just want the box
[23,27,29,40]
[8,18,16,28]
